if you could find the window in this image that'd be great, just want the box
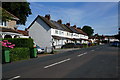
[0,20,7,26]
[62,31,64,35]
[55,30,58,34]
[59,31,62,35]
[74,34,76,36]
[71,33,73,36]
[68,33,70,36]
[67,32,69,36]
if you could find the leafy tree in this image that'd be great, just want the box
[0,8,14,21]
[114,34,120,41]
[2,2,32,25]
[82,25,94,36]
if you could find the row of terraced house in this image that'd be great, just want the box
[27,14,89,52]
[1,8,118,53]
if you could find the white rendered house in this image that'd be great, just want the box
[28,14,89,52]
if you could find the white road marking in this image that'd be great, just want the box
[83,52,87,54]
[44,58,71,69]
[78,54,84,57]
[78,52,87,57]
[91,50,95,51]
[8,76,20,80]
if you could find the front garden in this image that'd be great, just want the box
[1,38,37,63]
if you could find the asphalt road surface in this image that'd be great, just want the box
[2,44,119,79]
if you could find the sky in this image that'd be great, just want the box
[18,2,118,35]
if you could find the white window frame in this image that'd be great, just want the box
[0,20,7,26]
[55,30,58,34]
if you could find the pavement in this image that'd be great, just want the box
[54,48,80,52]
[2,44,119,79]
[37,48,80,57]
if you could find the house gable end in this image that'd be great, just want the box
[28,15,56,30]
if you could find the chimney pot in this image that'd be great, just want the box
[77,27,81,30]
[57,19,62,24]
[25,28,28,31]
[45,14,51,20]
[73,25,77,28]
[66,23,70,27]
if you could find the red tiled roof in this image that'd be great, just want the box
[0,27,21,34]
[17,30,29,36]
[76,28,87,35]
[72,27,87,35]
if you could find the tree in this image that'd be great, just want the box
[114,34,120,41]
[82,25,94,37]
[2,2,32,25]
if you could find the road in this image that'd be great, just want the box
[2,44,119,79]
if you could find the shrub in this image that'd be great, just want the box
[82,43,88,48]
[10,48,30,61]
[3,38,34,48]
[61,43,75,49]
[91,43,95,46]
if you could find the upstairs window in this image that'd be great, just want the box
[67,32,69,36]
[59,31,62,35]
[55,30,58,34]
[0,20,7,26]
[61,31,64,35]
[71,33,73,36]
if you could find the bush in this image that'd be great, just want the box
[10,48,30,61]
[61,43,75,49]
[82,43,88,48]
[3,38,34,48]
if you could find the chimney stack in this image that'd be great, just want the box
[57,19,62,24]
[66,23,70,27]
[77,27,81,30]
[45,14,51,20]
[25,28,28,31]
[73,25,77,28]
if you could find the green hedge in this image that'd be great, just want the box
[2,38,34,48]
[82,43,88,48]
[10,48,30,61]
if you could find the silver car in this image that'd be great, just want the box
[36,45,45,53]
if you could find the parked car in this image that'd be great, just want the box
[74,43,83,48]
[36,45,45,53]
[110,41,120,47]
[61,43,83,49]
[61,43,75,49]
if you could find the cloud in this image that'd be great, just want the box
[18,2,118,35]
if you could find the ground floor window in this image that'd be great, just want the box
[14,35,20,38]
[0,20,7,26]
[4,35,12,38]
[0,34,2,38]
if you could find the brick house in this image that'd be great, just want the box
[0,8,29,38]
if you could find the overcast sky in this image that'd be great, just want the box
[18,2,118,35]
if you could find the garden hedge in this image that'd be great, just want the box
[2,38,35,63]
[10,48,30,61]
[82,43,88,48]
[3,38,34,48]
